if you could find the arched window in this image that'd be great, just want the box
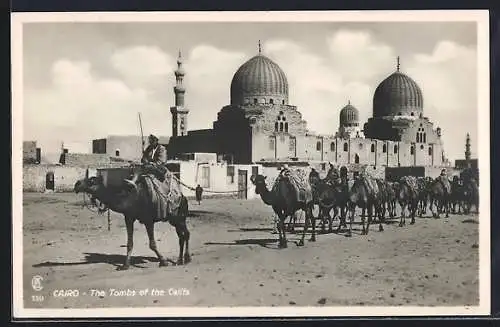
[382,144,387,153]
[279,122,284,132]
[416,133,420,143]
[344,142,348,152]
[254,98,258,104]
[282,100,285,105]
[410,146,415,155]
[394,145,398,154]
[115,149,120,157]
[354,154,360,164]
[370,144,375,153]
[275,122,278,131]
[411,112,414,116]
[423,133,427,143]
[284,123,288,132]
[269,99,274,104]
[330,142,335,151]
[316,141,322,151]
[428,146,433,156]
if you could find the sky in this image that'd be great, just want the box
[22,21,479,162]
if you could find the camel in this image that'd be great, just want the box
[309,169,349,233]
[450,176,466,214]
[347,175,383,237]
[74,169,190,270]
[251,173,315,248]
[394,176,419,226]
[462,178,479,214]
[428,176,451,218]
[416,177,431,217]
[384,181,397,219]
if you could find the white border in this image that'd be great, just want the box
[12,10,491,318]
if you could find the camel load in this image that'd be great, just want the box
[141,171,184,221]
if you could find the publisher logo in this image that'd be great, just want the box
[31,275,43,291]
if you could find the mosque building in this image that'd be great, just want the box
[166,43,450,169]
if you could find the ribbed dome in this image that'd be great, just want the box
[230,54,289,106]
[339,101,359,126]
[373,70,423,118]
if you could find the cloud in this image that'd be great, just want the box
[406,40,477,160]
[264,38,373,135]
[110,45,174,88]
[326,30,395,82]
[182,45,247,130]
[24,58,170,154]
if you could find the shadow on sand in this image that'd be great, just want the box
[227,227,275,232]
[32,252,176,269]
[205,238,279,249]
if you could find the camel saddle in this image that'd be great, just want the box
[141,170,183,221]
[400,176,420,196]
[360,176,380,198]
[436,175,451,195]
[274,169,313,204]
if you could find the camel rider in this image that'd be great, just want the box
[308,167,320,191]
[438,168,451,194]
[126,134,168,185]
[325,163,340,185]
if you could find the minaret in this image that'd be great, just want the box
[396,56,400,72]
[465,133,471,167]
[170,50,189,137]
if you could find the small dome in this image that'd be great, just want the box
[230,54,289,106]
[373,58,423,118]
[339,101,359,126]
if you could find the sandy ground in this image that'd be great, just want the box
[21,192,479,309]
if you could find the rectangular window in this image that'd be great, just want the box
[227,165,235,183]
[252,166,259,176]
[289,137,295,152]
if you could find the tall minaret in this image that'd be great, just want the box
[170,50,189,137]
[465,133,471,167]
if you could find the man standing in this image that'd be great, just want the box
[195,184,203,205]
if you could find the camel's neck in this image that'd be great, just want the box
[92,186,135,214]
[257,184,275,206]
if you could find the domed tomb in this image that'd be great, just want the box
[373,57,423,118]
[230,45,289,106]
[339,101,360,127]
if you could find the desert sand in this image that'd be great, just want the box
[21,193,479,309]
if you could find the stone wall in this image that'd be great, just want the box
[23,141,37,163]
[23,164,87,192]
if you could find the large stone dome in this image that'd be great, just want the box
[339,101,359,126]
[230,54,289,106]
[373,62,423,118]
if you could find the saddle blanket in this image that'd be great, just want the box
[401,176,419,195]
[273,169,313,204]
[436,175,451,194]
[142,171,183,221]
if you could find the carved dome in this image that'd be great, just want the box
[230,54,289,106]
[339,101,359,126]
[373,59,423,118]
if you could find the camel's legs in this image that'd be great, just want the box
[174,225,186,265]
[309,206,316,242]
[299,210,309,246]
[361,207,367,235]
[144,221,167,267]
[121,216,135,270]
[182,222,191,263]
[347,204,354,237]
[277,212,287,248]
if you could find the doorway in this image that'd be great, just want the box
[45,171,55,191]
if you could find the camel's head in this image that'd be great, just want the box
[250,174,267,194]
[74,169,103,194]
